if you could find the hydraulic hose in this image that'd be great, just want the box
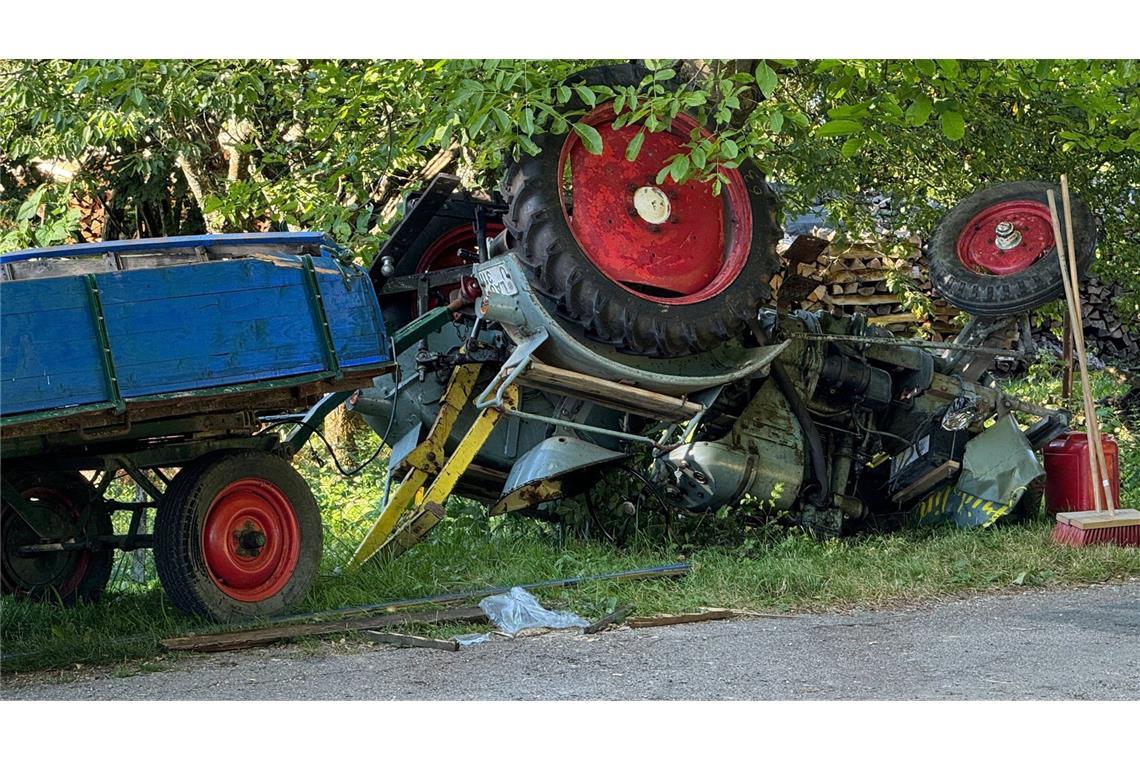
[770,359,831,509]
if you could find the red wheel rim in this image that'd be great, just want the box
[414,223,503,313]
[557,104,753,304]
[955,199,1054,276]
[202,478,300,603]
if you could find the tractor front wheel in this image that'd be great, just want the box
[927,181,1098,316]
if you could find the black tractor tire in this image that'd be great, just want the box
[1,471,113,606]
[927,181,1098,317]
[502,65,782,358]
[154,451,322,622]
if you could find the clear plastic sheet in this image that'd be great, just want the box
[478,586,589,635]
[453,632,492,647]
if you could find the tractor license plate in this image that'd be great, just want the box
[477,262,518,296]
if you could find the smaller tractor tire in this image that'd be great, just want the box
[927,181,1098,317]
[154,451,322,622]
[1,471,113,606]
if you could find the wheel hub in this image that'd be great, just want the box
[956,199,1054,275]
[202,478,300,602]
[632,185,671,224]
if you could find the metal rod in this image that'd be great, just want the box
[784,332,1029,358]
[503,408,661,446]
[262,562,692,626]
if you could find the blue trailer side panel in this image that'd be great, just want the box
[1,241,389,421]
[1,278,108,414]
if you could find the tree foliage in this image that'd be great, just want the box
[2,59,1137,310]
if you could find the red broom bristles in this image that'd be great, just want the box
[1052,521,1140,547]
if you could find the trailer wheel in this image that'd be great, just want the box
[1,471,113,606]
[154,452,322,621]
[503,64,781,358]
[927,181,1098,316]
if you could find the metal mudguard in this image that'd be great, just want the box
[491,436,630,516]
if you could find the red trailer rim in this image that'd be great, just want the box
[202,478,300,602]
[955,199,1054,276]
[557,104,753,304]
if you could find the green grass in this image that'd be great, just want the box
[4,517,1138,676]
[2,363,1137,676]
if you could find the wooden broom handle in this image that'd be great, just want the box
[1061,176,1115,513]
[1047,189,1103,513]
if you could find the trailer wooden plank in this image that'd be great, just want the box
[161,606,488,653]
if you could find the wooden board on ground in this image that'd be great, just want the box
[161,606,487,653]
[362,630,460,652]
[584,605,634,634]
[626,609,734,628]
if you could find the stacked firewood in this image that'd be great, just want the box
[770,234,960,339]
[1031,276,1140,366]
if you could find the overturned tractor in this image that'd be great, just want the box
[346,66,1092,568]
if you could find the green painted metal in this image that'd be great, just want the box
[392,305,453,355]
[300,254,342,380]
[0,401,120,429]
[83,274,126,414]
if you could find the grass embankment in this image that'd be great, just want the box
[1,364,1137,676]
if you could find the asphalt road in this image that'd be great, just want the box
[5,583,1138,700]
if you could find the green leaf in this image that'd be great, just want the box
[491,107,511,132]
[468,110,489,137]
[840,136,864,158]
[769,110,784,133]
[905,94,934,126]
[937,59,960,80]
[556,85,572,104]
[668,154,690,183]
[653,68,676,81]
[720,139,739,159]
[754,62,778,99]
[815,119,863,137]
[521,108,535,135]
[574,84,597,108]
[940,110,966,141]
[625,130,645,161]
[573,122,604,155]
[915,60,937,77]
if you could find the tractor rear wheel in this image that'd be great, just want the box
[154,451,322,621]
[503,65,781,358]
[927,181,1098,316]
[1,471,113,606]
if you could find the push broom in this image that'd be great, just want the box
[1048,178,1140,547]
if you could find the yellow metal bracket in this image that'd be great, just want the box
[347,364,517,570]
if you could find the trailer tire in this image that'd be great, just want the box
[1,471,113,606]
[503,65,781,357]
[154,451,322,622]
[927,181,1098,316]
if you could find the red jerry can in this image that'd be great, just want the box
[1043,431,1120,514]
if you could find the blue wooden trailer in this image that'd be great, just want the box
[0,232,392,621]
